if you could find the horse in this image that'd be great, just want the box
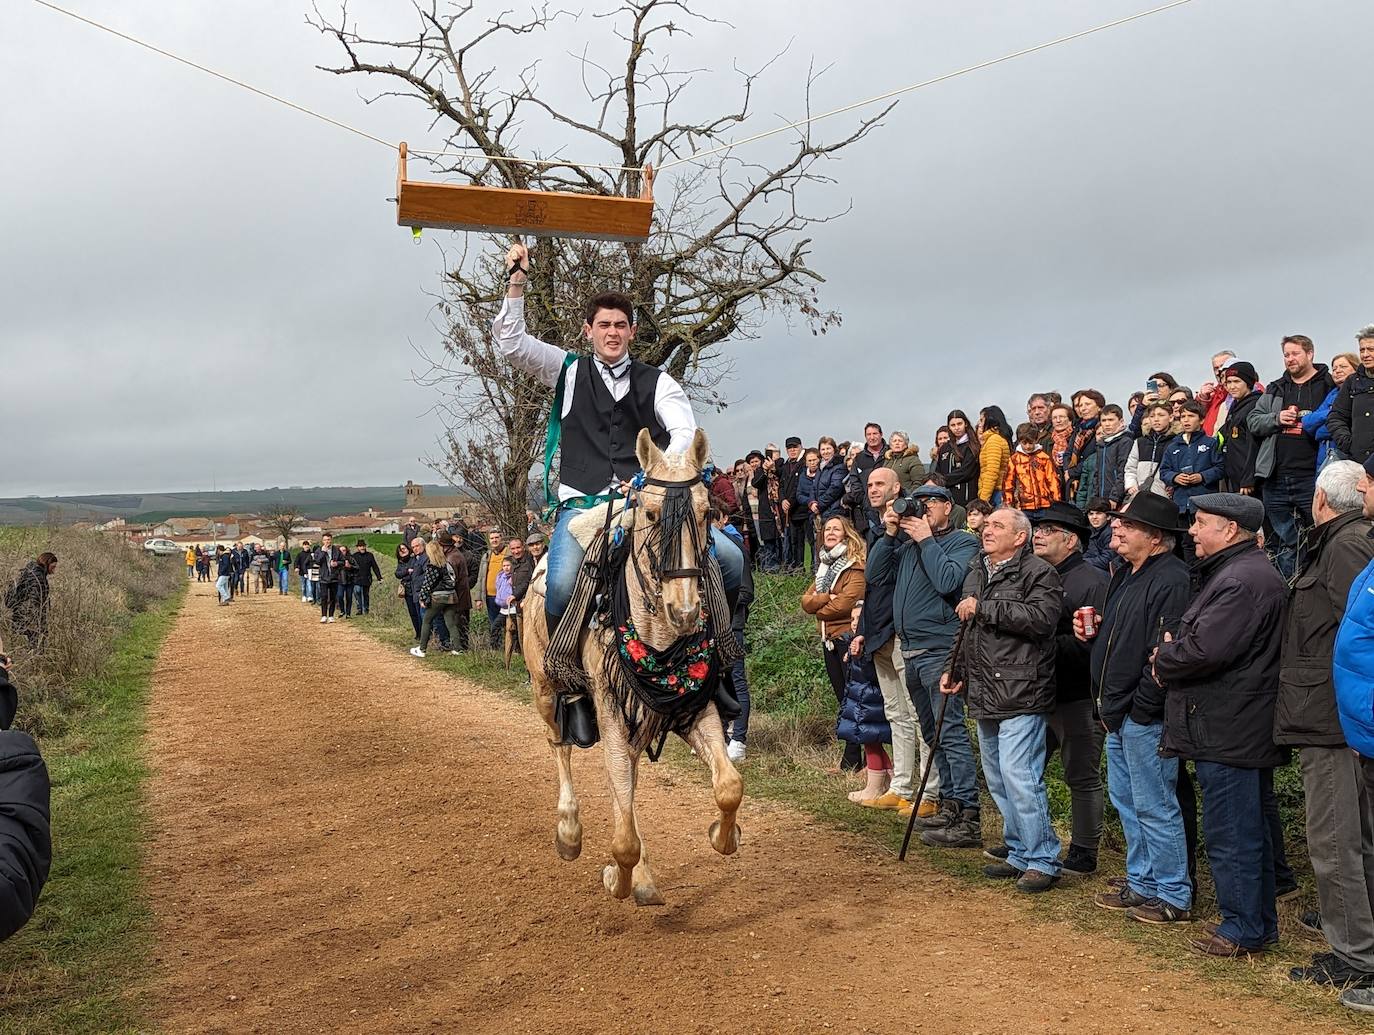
[522,427,743,905]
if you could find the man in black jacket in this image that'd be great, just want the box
[1326,327,1374,466]
[1274,460,1374,987]
[1027,502,1109,877]
[1074,494,1192,922]
[295,542,313,602]
[1154,492,1287,958]
[350,539,384,615]
[0,659,51,943]
[941,508,1063,893]
[314,534,344,623]
[777,436,806,572]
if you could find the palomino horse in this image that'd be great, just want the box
[523,427,743,905]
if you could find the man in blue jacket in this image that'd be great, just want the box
[214,546,234,604]
[867,485,983,848]
[0,659,51,944]
[1160,401,1224,562]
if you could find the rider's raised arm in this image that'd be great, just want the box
[491,241,566,389]
[653,375,698,455]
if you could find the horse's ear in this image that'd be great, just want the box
[636,428,663,472]
[689,428,710,472]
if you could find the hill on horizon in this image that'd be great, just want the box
[0,485,465,526]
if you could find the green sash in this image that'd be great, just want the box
[543,353,578,514]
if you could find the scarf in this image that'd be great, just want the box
[813,543,853,594]
[1051,426,1072,468]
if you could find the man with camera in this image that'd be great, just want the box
[867,483,982,846]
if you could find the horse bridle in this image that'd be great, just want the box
[634,475,708,582]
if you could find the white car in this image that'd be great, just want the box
[143,538,182,557]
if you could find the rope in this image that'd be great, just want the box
[27,0,395,150]
[28,0,1194,179]
[655,0,1194,170]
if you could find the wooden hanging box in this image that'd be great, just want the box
[395,142,654,242]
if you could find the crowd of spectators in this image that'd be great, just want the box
[710,325,1374,1010]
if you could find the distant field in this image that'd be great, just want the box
[0,485,468,526]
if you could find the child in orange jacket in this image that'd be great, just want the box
[1003,423,1062,510]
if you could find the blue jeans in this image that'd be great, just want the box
[977,713,1061,875]
[544,504,745,620]
[278,568,289,594]
[727,629,751,744]
[903,647,978,809]
[215,575,231,602]
[1106,719,1191,909]
[1262,472,1314,581]
[306,579,317,602]
[1196,761,1277,949]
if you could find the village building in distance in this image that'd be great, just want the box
[87,483,491,550]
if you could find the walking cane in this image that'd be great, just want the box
[899,617,969,862]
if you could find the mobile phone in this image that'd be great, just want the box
[1146,378,1160,393]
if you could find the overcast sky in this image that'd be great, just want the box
[4,0,1372,496]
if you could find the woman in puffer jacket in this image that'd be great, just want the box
[881,430,927,493]
[812,437,848,521]
[976,406,1014,504]
[801,517,884,801]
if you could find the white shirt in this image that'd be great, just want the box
[492,296,697,499]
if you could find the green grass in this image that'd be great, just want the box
[0,588,184,1035]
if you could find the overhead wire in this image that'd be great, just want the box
[26,0,1194,177]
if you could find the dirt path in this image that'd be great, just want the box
[143,583,1348,1034]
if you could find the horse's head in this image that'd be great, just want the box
[631,426,712,637]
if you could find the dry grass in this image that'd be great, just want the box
[0,527,186,736]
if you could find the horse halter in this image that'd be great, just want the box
[635,474,708,583]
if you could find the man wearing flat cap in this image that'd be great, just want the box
[1153,491,1287,958]
[1025,502,1109,876]
[1076,494,1192,923]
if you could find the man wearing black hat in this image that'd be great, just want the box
[1076,494,1192,922]
[778,437,806,572]
[1025,502,1109,876]
[1154,492,1287,957]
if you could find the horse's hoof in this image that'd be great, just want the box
[555,834,582,861]
[603,864,632,899]
[708,819,741,857]
[633,884,665,907]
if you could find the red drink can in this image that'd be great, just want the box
[1076,605,1098,638]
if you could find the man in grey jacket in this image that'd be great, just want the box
[941,507,1064,892]
[1274,460,1374,987]
[1248,334,1335,580]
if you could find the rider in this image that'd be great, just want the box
[492,242,745,643]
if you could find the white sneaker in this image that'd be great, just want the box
[327,616,336,623]
[726,740,746,763]
[409,646,425,658]
[301,594,308,602]
[320,616,328,624]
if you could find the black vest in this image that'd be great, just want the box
[559,357,669,493]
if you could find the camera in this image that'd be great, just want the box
[891,494,927,519]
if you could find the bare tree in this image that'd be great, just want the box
[260,502,307,546]
[310,0,890,532]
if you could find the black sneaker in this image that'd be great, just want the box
[1060,844,1098,876]
[983,844,1010,862]
[1290,953,1374,989]
[1297,910,1323,938]
[919,808,983,849]
[914,799,959,830]
[983,861,1024,879]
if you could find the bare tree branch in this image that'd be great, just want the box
[309,0,886,532]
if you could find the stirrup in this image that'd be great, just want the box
[554,692,599,749]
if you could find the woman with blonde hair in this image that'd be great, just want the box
[802,516,888,797]
[411,539,463,659]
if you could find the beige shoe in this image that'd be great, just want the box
[847,768,890,804]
